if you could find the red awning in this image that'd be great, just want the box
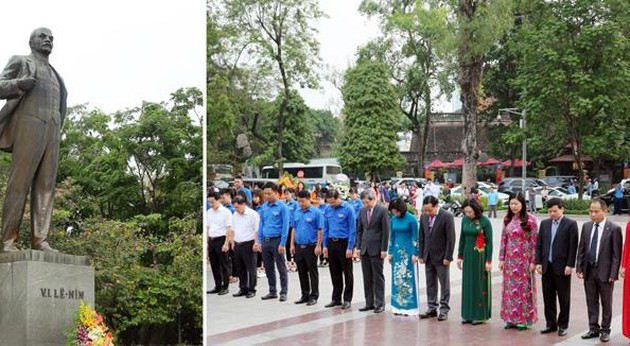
[447,158,464,167]
[428,160,447,169]
[479,157,501,166]
[502,159,531,167]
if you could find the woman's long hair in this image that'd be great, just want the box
[504,192,531,233]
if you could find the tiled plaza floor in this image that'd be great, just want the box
[207,213,630,345]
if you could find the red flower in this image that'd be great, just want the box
[474,229,485,252]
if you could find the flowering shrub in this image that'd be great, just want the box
[68,301,114,346]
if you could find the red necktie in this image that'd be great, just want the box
[367,209,371,224]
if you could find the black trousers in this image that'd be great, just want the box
[328,238,353,303]
[361,253,385,308]
[542,263,571,329]
[209,236,230,290]
[295,244,319,299]
[234,240,257,293]
[584,264,614,333]
[425,262,450,314]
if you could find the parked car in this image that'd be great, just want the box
[546,187,590,200]
[601,179,630,214]
[498,178,547,194]
[540,176,576,188]
[449,185,510,206]
[393,177,426,189]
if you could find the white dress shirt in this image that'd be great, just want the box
[207,205,232,238]
[589,219,606,261]
[232,207,260,243]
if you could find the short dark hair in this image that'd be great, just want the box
[220,188,234,198]
[208,191,221,200]
[546,197,564,209]
[233,195,247,205]
[461,198,484,219]
[388,198,408,215]
[263,182,279,192]
[360,189,375,200]
[423,195,439,206]
[296,190,310,199]
[287,188,296,194]
[590,198,608,211]
[234,175,243,180]
[326,189,341,199]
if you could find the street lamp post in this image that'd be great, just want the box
[498,108,527,193]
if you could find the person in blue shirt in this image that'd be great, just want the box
[349,188,363,220]
[220,188,235,214]
[233,175,253,205]
[285,188,300,271]
[255,182,290,302]
[567,182,577,195]
[487,186,499,218]
[322,189,356,310]
[614,183,625,215]
[290,190,324,306]
[313,191,329,267]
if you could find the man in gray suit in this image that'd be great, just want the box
[576,199,622,343]
[0,28,67,252]
[414,195,455,321]
[355,189,389,313]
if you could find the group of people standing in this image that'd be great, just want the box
[208,177,630,343]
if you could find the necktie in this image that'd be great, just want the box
[367,209,371,224]
[549,220,559,263]
[429,216,435,233]
[588,223,599,264]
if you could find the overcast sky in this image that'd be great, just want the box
[0,0,206,114]
[299,0,459,114]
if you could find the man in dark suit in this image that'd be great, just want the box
[576,199,622,343]
[414,195,455,321]
[0,28,67,253]
[355,189,389,313]
[535,198,578,336]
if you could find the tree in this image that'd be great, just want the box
[308,109,341,158]
[338,60,405,178]
[252,91,315,165]
[513,0,630,195]
[222,0,323,172]
[359,0,455,175]
[454,0,514,191]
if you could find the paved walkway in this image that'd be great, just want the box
[206,213,630,345]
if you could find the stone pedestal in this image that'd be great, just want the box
[0,250,95,346]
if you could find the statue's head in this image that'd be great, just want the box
[29,27,54,56]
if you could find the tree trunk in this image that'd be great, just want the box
[458,0,483,194]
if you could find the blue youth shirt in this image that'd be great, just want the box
[258,200,290,246]
[487,191,499,206]
[292,206,324,245]
[349,198,363,219]
[323,201,356,250]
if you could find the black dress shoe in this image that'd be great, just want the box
[419,310,438,319]
[461,320,472,324]
[341,301,351,310]
[540,327,558,334]
[295,297,309,304]
[232,291,247,297]
[306,299,317,306]
[246,292,256,298]
[218,288,229,295]
[374,306,385,313]
[207,288,220,294]
[600,332,610,342]
[437,314,448,321]
[261,293,278,300]
[558,329,567,336]
[358,306,375,312]
[279,294,287,302]
[581,330,599,339]
[325,301,342,308]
